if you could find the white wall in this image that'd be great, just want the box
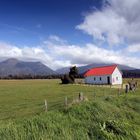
[85,75,111,84]
[111,67,122,85]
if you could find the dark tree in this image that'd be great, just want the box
[61,66,78,84]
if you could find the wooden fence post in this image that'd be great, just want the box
[45,99,48,112]
[79,92,83,101]
[125,84,129,94]
[65,97,68,107]
[94,92,96,99]
[118,88,121,96]
[121,84,123,90]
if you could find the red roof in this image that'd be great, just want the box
[84,65,117,77]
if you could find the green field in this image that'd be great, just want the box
[0,79,119,121]
[0,79,140,139]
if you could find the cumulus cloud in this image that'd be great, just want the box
[0,41,71,69]
[0,42,22,57]
[76,0,140,46]
[127,44,140,53]
[47,42,140,68]
[44,35,67,45]
[0,38,140,69]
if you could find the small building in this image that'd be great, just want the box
[84,65,122,85]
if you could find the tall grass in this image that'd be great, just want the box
[0,93,140,140]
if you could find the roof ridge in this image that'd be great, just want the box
[84,64,118,77]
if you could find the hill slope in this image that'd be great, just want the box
[0,58,56,77]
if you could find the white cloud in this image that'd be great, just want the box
[76,0,140,46]
[44,35,67,45]
[127,44,140,53]
[0,41,71,69]
[48,43,140,68]
[0,42,22,57]
[0,39,140,70]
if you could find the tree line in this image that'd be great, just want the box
[0,74,83,80]
[0,70,139,80]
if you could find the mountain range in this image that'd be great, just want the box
[56,63,140,78]
[56,63,137,74]
[0,58,56,77]
[0,58,139,78]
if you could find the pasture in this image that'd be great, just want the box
[0,79,140,139]
[0,79,120,121]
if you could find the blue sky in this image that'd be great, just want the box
[0,0,140,69]
[0,0,102,46]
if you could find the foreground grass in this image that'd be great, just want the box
[0,93,140,140]
[0,79,139,139]
[0,79,118,120]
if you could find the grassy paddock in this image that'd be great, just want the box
[0,78,139,139]
[0,79,121,121]
[0,78,139,121]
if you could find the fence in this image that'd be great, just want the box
[43,84,134,112]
